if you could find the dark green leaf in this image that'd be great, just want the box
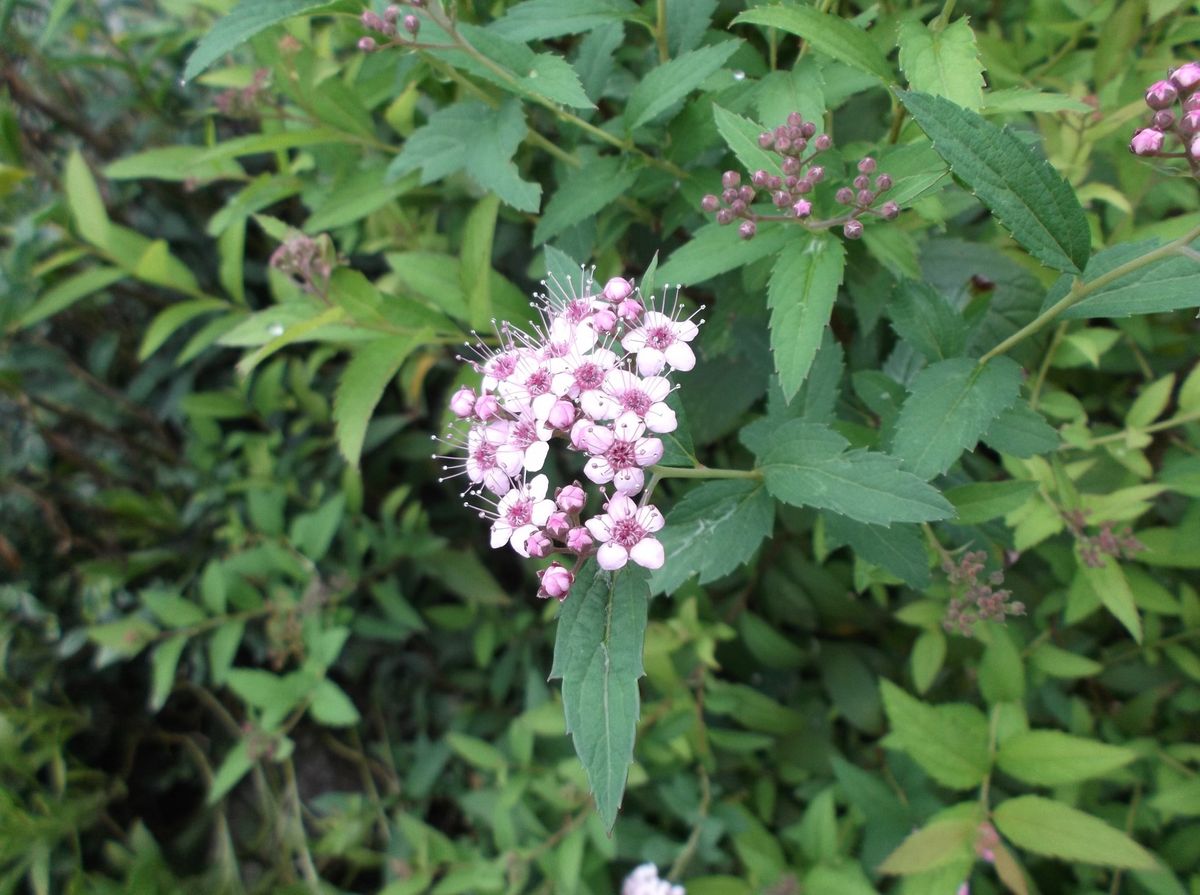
[534,156,639,245]
[768,233,846,401]
[981,401,1060,457]
[656,221,792,286]
[1056,239,1200,319]
[945,480,1037,524]
[712,104,783,177]
[732,7,892,82]
[184,0,343,82]
[334,334,426,465]
[624,40,741,129]
[824,514,930,587]
[489,0,636,42]
[888,279,966,362]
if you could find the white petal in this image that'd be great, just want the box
[495,445,524,475]
[634,437,663,467]
[551,371,576,396]
[613,467,644,494]
[511,524,537,557]
[466,456,484,482]
[613,411,645,440]
[630,537,665,569]
[641,376,672,402]
[636,346,666,376]
[490,522,512,549]
[483,469,511,495]
[674,318,699,341]
[621,328,647,352]
[585,515,613,542]
[581,424,615,455]
[643,403,677,434]
[529,474,549,500]
[636,505,665,533]
[643,311,671,329]
[663,340,695,371]
[580,390,620,420]
[531,392,558,420]
[591,347,618,369]
[584,456,615,484]
[606,494,637,520]
[597,542,629,570]
[531,498,555,526]
[523,441,548,472]
[604,368,640,395]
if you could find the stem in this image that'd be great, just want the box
[978,703,1002,812]
[1029,321,1068,410]
[649,464,762,480]
[655,0,669,63]
[283,758,322,893]
[932,0,957,30]
[1060,407,1200,450]
[978,224,1200,366]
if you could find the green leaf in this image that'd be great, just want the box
[1076,553,1142,643]
[549,562,649,830]
[983,88,1094,114]
[290,494,345,562]
[624,40,741,129]
[208,739,253,804]
[888,279,966,362]
[1127,373,1175,428]
[656,221,792,286]
[993,796,1158,869]
[461,194,500,330]
[897,90,1090,273]
[387,99,541,212]
[489,0,636,41]
[712,104,783,177]
[533,156,638,246]
[104,146,244,183]
[138,298,228,360]
[141,588,207,628]
[897,17,984,111]
[880,681,990,789]
[759,421,954,525]
[309,680,361,727]
[978,625,1025,703]
[649,479,774,596]
[445,732,508,773]
[64,149,109,249]
[183,0,342,82]
[997,731,1137,786]
[891,357,1023,480]
[982,401,1060,457]
[1029,642,1101,679]
[333,334,425,465]
[447,24,595,110]
[208,620,245,687]
[879,816,978,875]
[1055,239,1200,318]
[946,480,1037,524]
[19,266,126,328]
[88,617,159,658]
[732,6,892,82]
[768,233,846,402]
[910,628,946,694]
[825,515,930,588]
[149,635,187,712]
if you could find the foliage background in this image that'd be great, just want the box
[2,1,1200,894]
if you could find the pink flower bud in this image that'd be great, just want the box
[547,399,576,430]
[775,137,791,153]
[801,121,816,138]
[738,220,757,240]
[569,419,591,450]
[716,208,733,225]
[525,530,553,558]
[781,156,800,175]
[857,157,877,174]
[556,483,587,513]
[721,170,740,189]
[772,190,790,207]
[853,174,870,190]
[384,4,401,23]
[602,276,634,303]
[738,185,755,203]
[813,133,832,151]
[616,297,643,322]
[1130,127,1166,156]
[751,169,769,187]
[566,526,593,552]
[592,307,617,333]
[700,194,720,212]
[449,386,476,418]
[474,393,500,420]
[857,189,875,206]
[1191,135,1200,161]
[758,131,774,148]
[358,36,377,52]
[402,14,420,36]
[1171,62,1200,92]
[794,178,812,194]
[1146,79,1179,109]
[835,187,854,204]
[875,173,893,191]
[792,199,812,218]
[880,201,900,220]
[786,111,803,128]
[545,511,571,537]
[361,10,385,30]
[1187,93,1200,111]
[843,219,864,239]
[721,187,737,204]
[808,164,825,182]
[1154,109,1177,129]
[537,563,574,600]
[1182,110,1200,134]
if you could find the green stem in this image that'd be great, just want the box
[649,465,762,480]
[932,0,957,30]
[655,0,669,62]
[1060,408,1200,450]
[978,224,1200,366]
[1029,321,1068,410]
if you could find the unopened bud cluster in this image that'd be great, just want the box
[435,268,703,602]
[1062,509,1145,568]
[269,233,338,295]
[942,550,1025,637]
[358,1,424,52]
[1130,62,1200,169]
[700,112,899,241]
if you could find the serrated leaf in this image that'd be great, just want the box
[733,6,892,82]
[879,816,977,875]
[534,156,638,245]
[898,90,1090,273]
[184,0,342,83]
[648,479,774,596]
[768,233,846,401]
[880,681,990,789]
[997,731,1137,786]
[946,480,1037,524]
[825,514,930,588]
[550,562,649,830]
[897,17,984,111]
[334,334,425,465]
[712,104,783,177]
[758,421,954,525]
[982,401,1060,457]
[993,796,1158,869]
[488,0,636,40]
[888,279,966,362]
[624,40,741,129]
[891,357,1023,480]
[656,221,792,286]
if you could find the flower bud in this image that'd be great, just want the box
[449,386,476,418]
[784,175,798,189]
[1182,110,1200,134]
[738,185,755,203]
[721,170,741,189]
[537,563,574,600]
[384,4,402,23]
[617,297,643,321]
[813,134,832,151]
[545,511,571,538]
[729,199,746,215]
[835,187,854,205]
[1171,62,1200,92]
[775,137,791,153]
[738,220,757,240]
[556,482,587,513]
[592,307,617,333]
[792,199,812,218]
[774,125,788,141]
[721,187,738,204]
[1153,109,1176,129]
[701,193,720,212]
[857,156,876,174]
[751,169,770,187]
[843,219,864,239]
[787,111,803,128]
[1187,93,1200,111]
[1129,127,1166,156]
[782,156,800,175]
[758,131,774,148]
[801,121,817,138]
[361,10,385,30]
[569,419,591,450]
[1146,79,1178,109]
[853,174,870,190]
[474,393,500,420]
[602,276,634,302]
[794,178,812,194]
[808,164,825,182]
[875,173,893,191]
[357,36,377,52]
[1191,134,1200,161]
[716,208,734,225]
[772,190,790,207]
[880,201,900,221]
[547,399,576,430]
[566,527,593,552]
[525,531,553,558]
[402,14,420,36]
[857,189,875,206]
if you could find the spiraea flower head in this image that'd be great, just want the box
[437,263,703,602]
[622,863,685,895]
[1132,63,1200,176]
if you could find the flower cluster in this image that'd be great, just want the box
[435,268,702,602]
[357,1,424,52]
[701,111,898,241]
[622,863,685,895]
[1062,509,1146,568]
[942,550,1025,637]
[1130,62,1200,171]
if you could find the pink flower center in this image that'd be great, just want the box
[619,389,651,415]
[646,325,675,351]
[565,299,592,323]
[471,442,497,469]
[543,340,570,358]
[511,420,538,448]
[489,354,517,379]
[605,438,637,470]
[610,517,646,548]
[574,363,604,391]
[525,368,551,395]
[506,498,532,527]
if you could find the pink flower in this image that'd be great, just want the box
[580,370,676,433]
[621,310,699,376]
[592,307,618,333]
[489,475,555,556]
[566,526,593,552]
[603,276,634,302]
[495,410,552,474]
[585,494,665,570]
[465,424,519,494]
[474,393,500,421]
[551,346,618,401]
[537,563,574,600]
[449,387,476,418]
[1171,62,1200,91]
[545,511,570,537]
[1130,127,1166,156]
[580,412,663,495]
[616,297,643,322]
[555,483,587,513]
[525,530,553,557]
[498,353,561,417]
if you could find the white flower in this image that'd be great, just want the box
[580,412,663,495]
[585,494,665,571]
[621,310,699,376]
[580,369,676,433]
[465,424,519,495]
[495,410,553,474]
[489,475,555,556]
[551,346,619,402]
[621,863,685,895]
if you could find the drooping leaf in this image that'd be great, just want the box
[768,233,846,402]
[897,17,985,111]
[945,480,1038,524]
[996,731,1137,786]
[184,0,344,82]
[534,156,639,245]
[649,479,774,596]
[461,194,500,330]
[149,635,187,712]
[732,6,892,82]
[880,681,990,789]
[550,562,649,830]
[993,796,1158,869]
[898,90,1090,273]
[891,357,1023,480]
[758,421,954,525]
[624,40,741,130]
[333,334,426,465]
[1076,553,1142,643]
